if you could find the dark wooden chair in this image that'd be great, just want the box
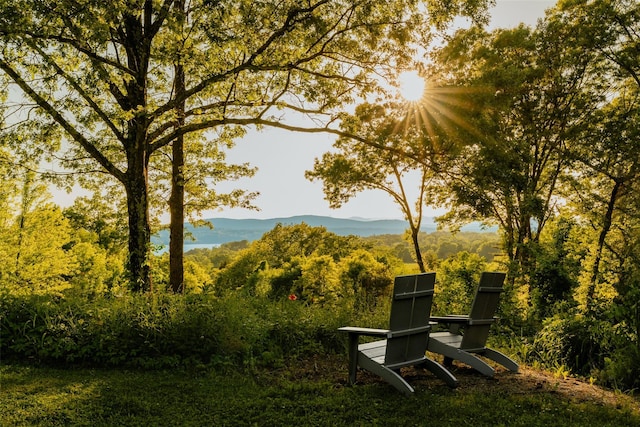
[428,272,519,377]
[339,273,458,395]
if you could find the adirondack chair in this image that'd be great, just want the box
[427,272,519,377]
[339,273,458,395]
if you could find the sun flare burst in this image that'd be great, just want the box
[398,71,425,102]
[394,84,490,144]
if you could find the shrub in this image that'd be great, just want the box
[528,312,615,378]
[0,291,354,370]
[599,343,640,391]
[432,251,486,316]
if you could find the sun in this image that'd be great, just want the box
[398,71,425,102]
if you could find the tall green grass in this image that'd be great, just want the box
[0,291,388,370]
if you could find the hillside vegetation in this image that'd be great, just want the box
[1,219,638,394]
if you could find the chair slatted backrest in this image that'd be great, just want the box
[460,272,506,350]
[385,273,435,367]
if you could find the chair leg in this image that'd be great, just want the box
[454,350,495,377]
[346,333,360,385]
[358,355,415,396]
[421,358,458,388]
[483,348,519,373]
[429,337,495,377]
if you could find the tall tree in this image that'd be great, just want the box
[551,0,640,311]
[169,0,186,293]
[566,92,640,310]
[429,23,602,284]
[306,102,450,272]
[2,0,480,291]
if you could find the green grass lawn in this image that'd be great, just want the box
[2,357,639,427]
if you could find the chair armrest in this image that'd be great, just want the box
[430,316,498,327]
[339,327,390,385]
[338,326,390,337]
[430,316,470,324]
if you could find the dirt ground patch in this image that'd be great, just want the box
[277,353,640,413]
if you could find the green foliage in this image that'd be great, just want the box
[338,249,394,310]
[67,242,116,297]
[63,195,128,254]
[0,291,353,370]
[528,311,618,381]
[364,231,501,266]
[0,186,128,297]
[151,253,212,294]
[599,344,640,392]
[0,205,77,296]
[293,255,343,305]
[432,251,487,316]
[214,223,396,308]
[184,241,250,280]
[529,217,581,321]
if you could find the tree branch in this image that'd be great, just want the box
[28,41,126,143]
[150,0,332,119]
[149,114,423,165]
[0,60,125,182]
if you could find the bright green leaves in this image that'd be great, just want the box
[0,0,493,290]
[0,204,77,296]
[213,222,395,308]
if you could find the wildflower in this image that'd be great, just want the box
[288,294,297,301]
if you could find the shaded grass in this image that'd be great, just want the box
[2,357,639,427]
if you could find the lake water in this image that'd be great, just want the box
[154,243,221,254]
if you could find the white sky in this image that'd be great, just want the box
[206,1,557,220]
[50,1,557,220]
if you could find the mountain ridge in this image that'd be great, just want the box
[153,215,496,248]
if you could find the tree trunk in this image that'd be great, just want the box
[122,6,154,293]
[168,128,185,293]
[125,145,152,293]
[410,226,426,273]
[586,179,622,310]
[169,0,186,294]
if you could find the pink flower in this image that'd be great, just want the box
[288,294,297,301]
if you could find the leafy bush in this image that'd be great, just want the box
[432,251,486,316]
[338,249,394,310]
[528,311,615,379]
[212,224,397,311]
[0,291,354,370]
[599,343,640,391]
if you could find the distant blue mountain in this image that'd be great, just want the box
[152,215,495,248]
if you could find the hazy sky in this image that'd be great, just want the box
[207,1,557,220]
